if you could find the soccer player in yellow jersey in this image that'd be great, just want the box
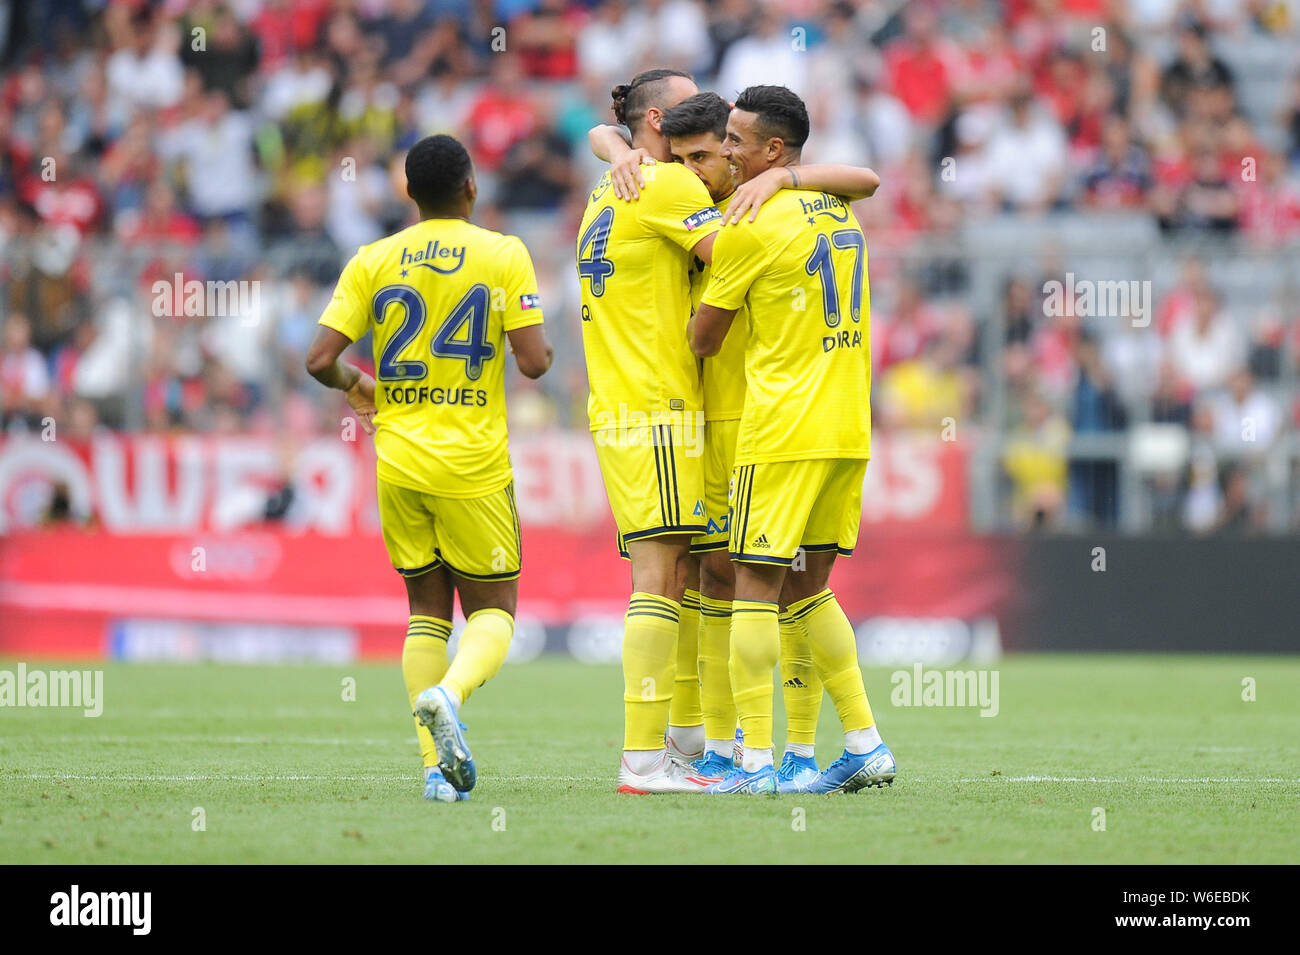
[305,134,553,804]
[593,91,881,791]
[690,86,897,795]
[577,68,725,794]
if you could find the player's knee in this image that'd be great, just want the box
[456,579,518,619]
[699,552,735,599]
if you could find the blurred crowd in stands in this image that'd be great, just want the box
[1,0,1299,533]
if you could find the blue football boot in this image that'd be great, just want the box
[414,686,476,792]
[705,764,778,794]
[776,752,820,793]
[808,744,896,794]
[424,766,469,803]
[691,751,735,781]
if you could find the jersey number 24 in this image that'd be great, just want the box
[372,283,496,381]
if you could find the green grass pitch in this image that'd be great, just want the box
[1,654,1296,864]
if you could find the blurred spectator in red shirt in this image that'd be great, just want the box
[883,3,961,126]
[465,56,538,173]
[515,0,583,80]
[117,180,201,247]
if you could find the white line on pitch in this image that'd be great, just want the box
[6,773,1296,785]
[956,776,1299,783]
[4,773,597,782]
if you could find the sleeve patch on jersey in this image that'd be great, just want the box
[519,293,541,310]
[683,207,722,231]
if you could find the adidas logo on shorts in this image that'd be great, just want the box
[752,534,770,549]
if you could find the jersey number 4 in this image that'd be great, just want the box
[577,206,616,297]
[373,283,496,381]
[805,229,865,328]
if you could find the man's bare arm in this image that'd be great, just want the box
[588,124,654,200]
[305,326,376,433]
[689,303,738,358]
[724,163,881,224]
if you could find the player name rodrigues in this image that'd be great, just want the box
[382,385,488,406]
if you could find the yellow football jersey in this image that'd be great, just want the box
[688,192,747,422]
[578,161,721,431]
[318,217,544,498]
[701,189,871,465]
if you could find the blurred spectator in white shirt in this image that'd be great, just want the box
[1210,367,1281,452]
[716,4,808,99]
[1,313,51,427]
[159,90,259,221]
[1167,288,1246,394]
[982,86,1066,211]
[578,0,649,91]
[1102,317,1164,409]
[105,8,184,112]
[643,0,713,76]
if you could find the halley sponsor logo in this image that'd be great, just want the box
[798,193,849,223]
[683,206,722,231]
[0,663,102,717]
[399,240,465,274]
[50,886,150,935]
[889,662,999,717]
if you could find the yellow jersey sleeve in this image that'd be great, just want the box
[637,162,723,253]
[318,251,372,342]
[500,236,545,332]
[700,221,771,312]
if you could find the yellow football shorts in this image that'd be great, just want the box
[691,417,739,554]
[376,477,522,580]
[728,458,868,566]
[592,422,705,558]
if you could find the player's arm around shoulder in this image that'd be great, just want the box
[723,163,882,225]
[499,235,553,380]
[587,124,655,200]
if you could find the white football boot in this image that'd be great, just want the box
[616,750,713,794]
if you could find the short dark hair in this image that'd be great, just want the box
[611,68,692,133]
[733,85,809,150]
[404,134,472,209]
[661,92,730,142]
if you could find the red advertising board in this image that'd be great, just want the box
[0,432,1000,660]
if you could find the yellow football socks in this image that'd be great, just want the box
[441,608,514,706]
[623,592,680,750]
[790,589,874,732]
[698,594,737,747]
[668,589,704,730]
[729,599,780,753]
[402,615,451,767]
[779,610,823,745]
